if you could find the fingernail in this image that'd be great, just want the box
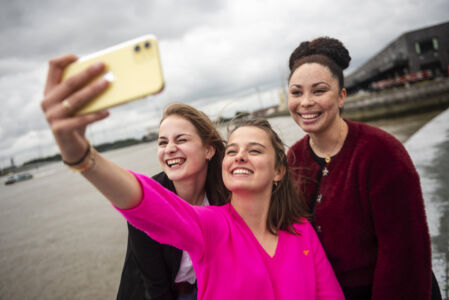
[101,79,110,87]
[96,79,109,88]
[92,62,105,71]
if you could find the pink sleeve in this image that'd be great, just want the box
[307,222,345,299]
[114,171,210,261]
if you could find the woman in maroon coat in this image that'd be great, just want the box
[286,37,439,299]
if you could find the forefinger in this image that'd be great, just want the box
[44,54,78,96]
[42,59,106,113]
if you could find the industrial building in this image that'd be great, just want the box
[345,21,449,94]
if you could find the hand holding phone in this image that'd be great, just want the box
[63,35,164,115]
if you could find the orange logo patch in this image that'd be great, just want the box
[303,250,309,256]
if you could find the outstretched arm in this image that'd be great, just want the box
[41,54,141,209]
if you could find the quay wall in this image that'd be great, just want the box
[342,78,449,121]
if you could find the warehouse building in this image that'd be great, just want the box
[345,21,449,93]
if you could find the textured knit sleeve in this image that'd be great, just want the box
[115,171,220,263]
[367,135,431,299]
[306,222,345,299]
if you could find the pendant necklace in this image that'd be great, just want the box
[311,134,340,165]
[311,123,345,176]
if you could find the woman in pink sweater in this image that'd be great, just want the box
[41,54,344,299]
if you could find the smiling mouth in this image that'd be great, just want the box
[300,112,321,119]
[166,158,185,168]
[232,168,253,175]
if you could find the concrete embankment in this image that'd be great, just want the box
[342,78,449,121]
[405,108,449,299]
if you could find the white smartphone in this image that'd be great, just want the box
[62,35,165,115]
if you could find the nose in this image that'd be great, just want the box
[165,141,177,153]
[300,93,314,107]
[234,151,247,162]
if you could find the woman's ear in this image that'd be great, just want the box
[274,165,286,182]
[206,144,216,161]
[338,88,347,109]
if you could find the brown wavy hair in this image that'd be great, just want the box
[228,118,311,234]
[161,103,229,206]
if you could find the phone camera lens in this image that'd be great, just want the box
[144,41,151,48]
[134,45,141,52]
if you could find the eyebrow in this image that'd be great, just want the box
[289,81,331,88]
[226,142,266,149]
[158,133,191,140]
[313,82,331,88]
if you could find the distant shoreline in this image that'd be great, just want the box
[4,84,448,176]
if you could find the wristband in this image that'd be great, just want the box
[62,140,91,166]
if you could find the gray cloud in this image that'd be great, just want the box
[1,0,448,166]
[0,0,225,61]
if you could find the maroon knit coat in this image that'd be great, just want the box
[287,119,431,299]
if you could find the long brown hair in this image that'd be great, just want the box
[161,103,229,206]
[228,118,311,234]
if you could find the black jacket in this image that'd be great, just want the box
[117,171,218,299]
[116,172,182,300]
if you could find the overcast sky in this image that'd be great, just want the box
[1,0,448,167]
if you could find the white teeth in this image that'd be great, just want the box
[232,169,252,175]
[301,113,319,119]
[167,158,184,167]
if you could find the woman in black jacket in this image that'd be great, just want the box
[116,103,229,300]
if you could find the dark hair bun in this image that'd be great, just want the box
[289,37,351,71]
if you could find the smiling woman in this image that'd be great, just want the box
[117,103,228,300]
[115,119,344,299]
[286,37,440,299]
[223,127,280,196]
[224,119,311,236]
[40,53,344,299]
[157,115,213,185]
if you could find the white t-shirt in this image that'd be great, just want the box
[174,195,210,284]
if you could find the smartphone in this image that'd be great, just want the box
[62,34,164,115]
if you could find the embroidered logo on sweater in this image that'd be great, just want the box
[303,250,309,256]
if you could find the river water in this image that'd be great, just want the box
[0,110,447,299]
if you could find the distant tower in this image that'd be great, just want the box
[278,87,288,112]
[10,157,16,169]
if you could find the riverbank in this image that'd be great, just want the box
[342,77,449,121]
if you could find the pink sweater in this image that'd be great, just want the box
[116,172,344,299]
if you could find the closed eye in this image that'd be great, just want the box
[249,149,262,154]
